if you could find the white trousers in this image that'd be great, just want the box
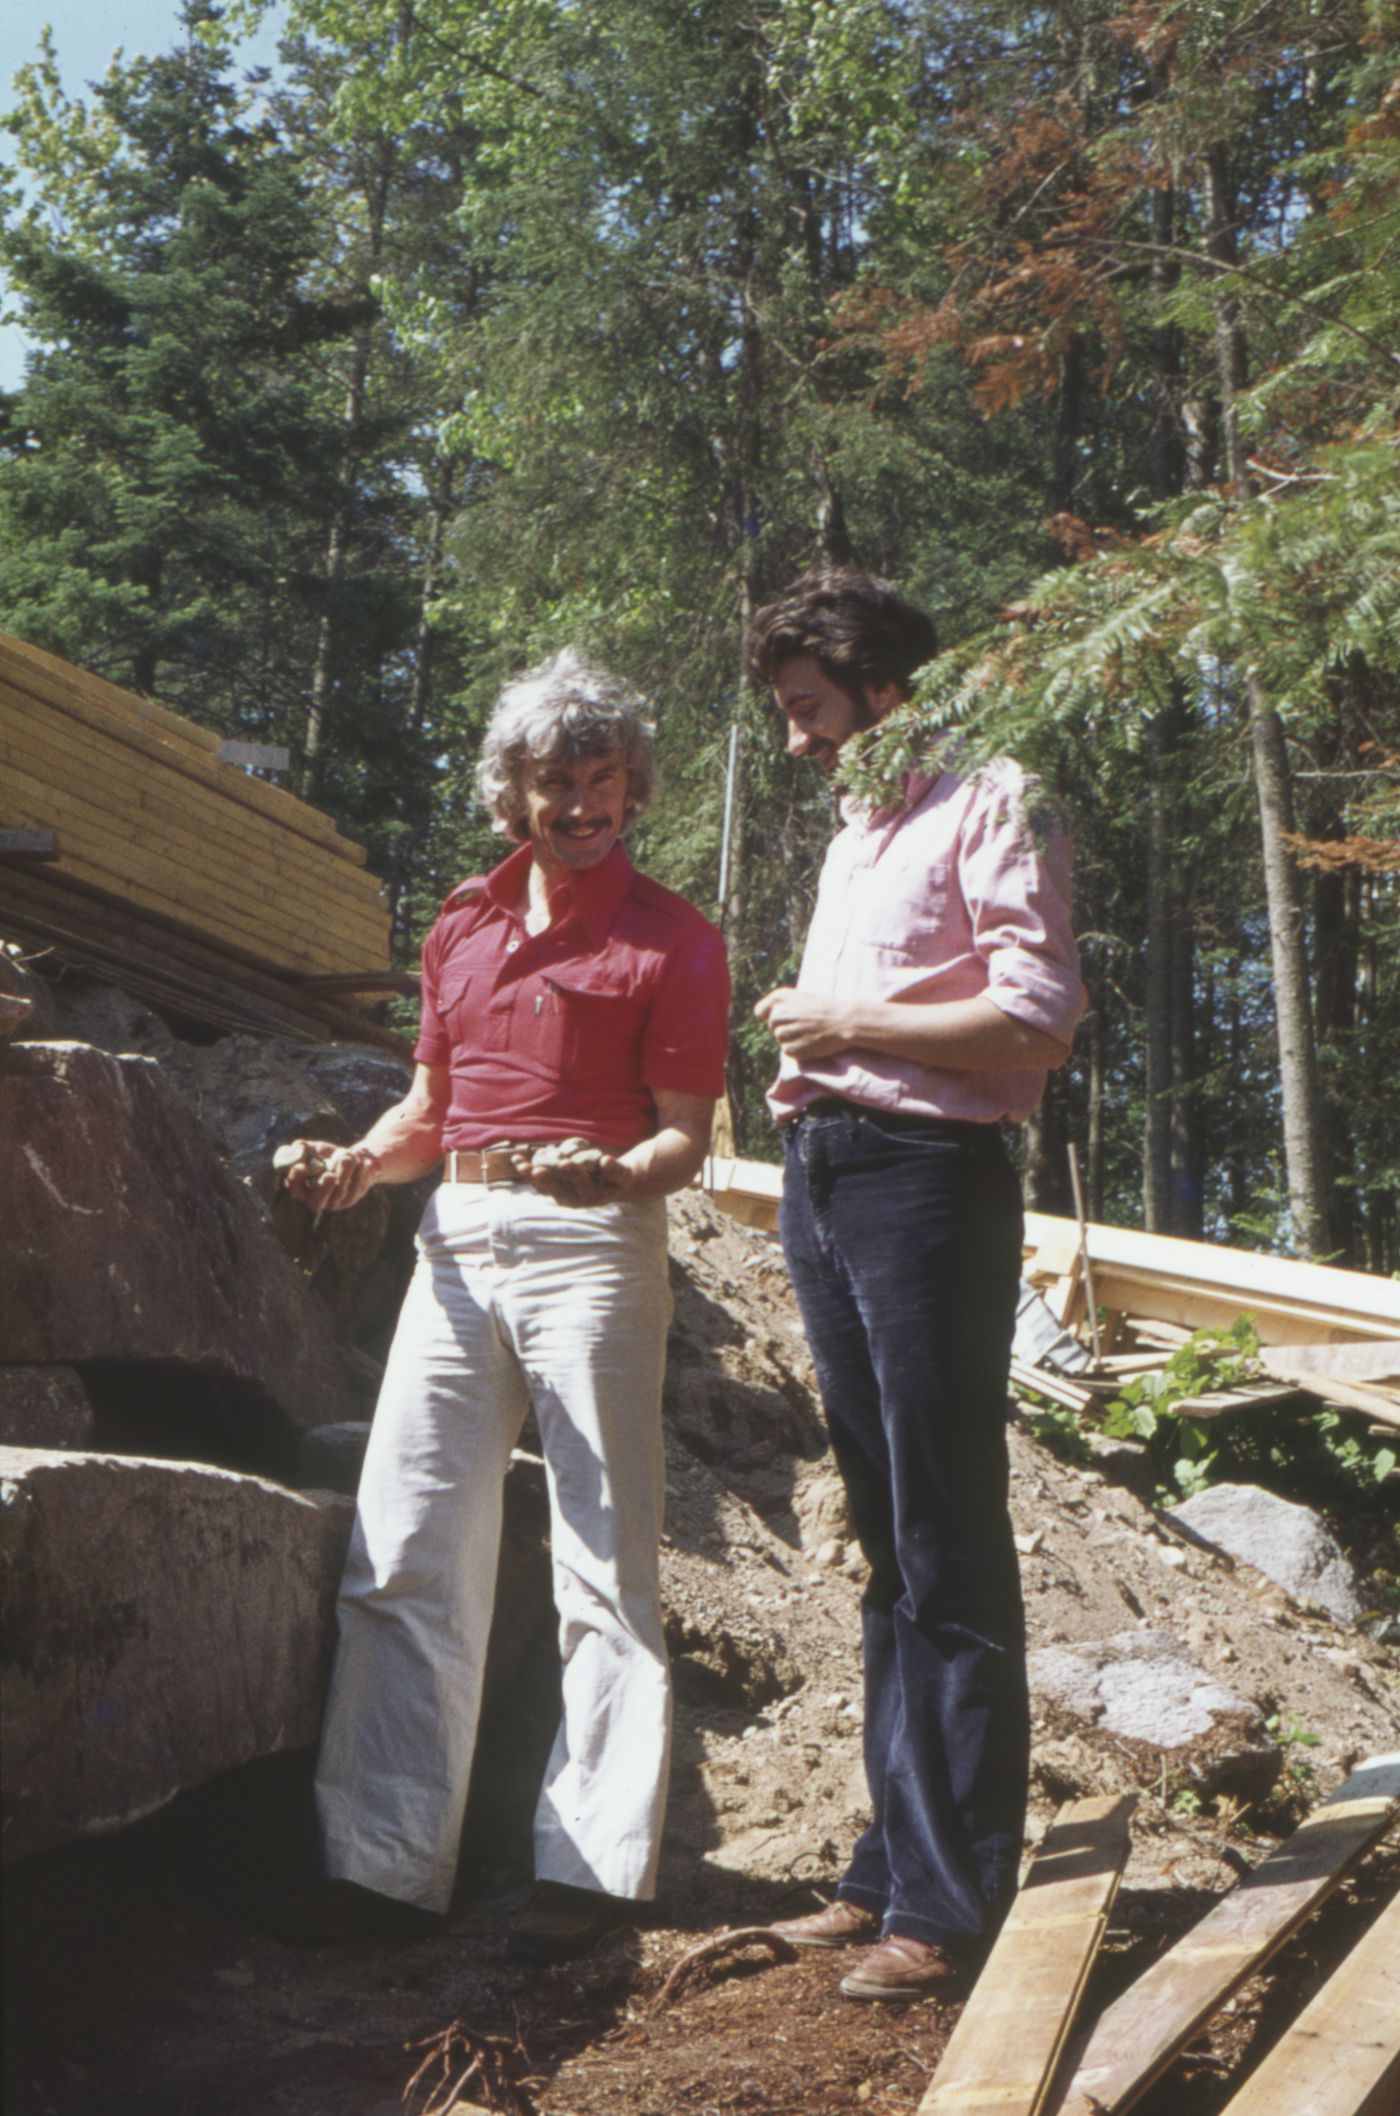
[316,1182,674,1913]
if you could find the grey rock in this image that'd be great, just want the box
[1168,1483,1364,1625]
[178,1034,423,1349]
[1029,1627,1280,1800]
[0,1042,350,1436]
[0,1367,96,1450]
[0,1447,354,1865]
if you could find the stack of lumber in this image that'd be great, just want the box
[0,632,405,1048]
[700,1156,1400,1434]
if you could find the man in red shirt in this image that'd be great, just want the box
[284,649,730,1959]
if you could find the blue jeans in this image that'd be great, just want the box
[780,1102,1027,1952]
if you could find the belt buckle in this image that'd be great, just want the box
[482,1144,519,1187]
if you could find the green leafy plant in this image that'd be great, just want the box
[1265,1713,1322,1793]
[1023,1397,1092,1464]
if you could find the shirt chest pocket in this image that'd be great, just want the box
[436,940,508,1045]
[528,965,642,1077]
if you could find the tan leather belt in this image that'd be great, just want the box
[443,1147,526,1185]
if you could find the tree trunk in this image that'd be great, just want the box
[1248,687,1330,1255]
[1204,142,1331,1255]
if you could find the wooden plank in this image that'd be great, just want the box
[0,747,390,950]
[0,807,383,976]
[0,828,59,862]
[1167,1383,1306,1419]
[1010,1359,1098,1414]
[1215,1888,1400,2116]
[0,630,222,750]
[703,1155,783,1231]
[1285,1379,1400,1431]
[0,708,385,909]
[920,1795,1134,2116]
[705,1170,1399,1342]
[1259,1341,1400,1385]
[0,641,365,861]
[0,833,384,990]
[295,971,420,996]
[1051,1753,1400,2116]
[0,863,412,1052]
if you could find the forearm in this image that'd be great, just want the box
[759,983,1070,1072]
[614,1123,710,1200]
[355,1099,446,1185]
[838,992,1068,1071]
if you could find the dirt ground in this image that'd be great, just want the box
[5,1189,1398,2116]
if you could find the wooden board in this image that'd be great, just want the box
[0,860,411,1053]
[1010,1359,1099,1414]
[1215,1887,1400,2116]
[1,750,389,951]
[919,1795,1135,2116]
[1050,1754,1400,2116]
[1260,1341,1400,1385]
[1,708,384,906]
[0,631,223,751]
[1,755,389,960]
[703,1163,1399,1345]
[0,635,365,861]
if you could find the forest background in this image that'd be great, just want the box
[2,0,1398,1268]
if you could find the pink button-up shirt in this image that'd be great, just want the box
[768,759,1085,1126]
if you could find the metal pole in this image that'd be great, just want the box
[717,720,740,924]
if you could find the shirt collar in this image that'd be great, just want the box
[839,765,943,830]
[482,839,635,946]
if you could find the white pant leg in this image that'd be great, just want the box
[492,1188,674,1901]
[316,1188,529,1912]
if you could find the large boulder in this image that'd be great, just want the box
[177,1034,424,1352]
[0,1042,352,1440]
[1167,1483,1364,1626]
[0,1447,354,1865]
[1029,1628,1280,1801]
[0,1367,96,1450]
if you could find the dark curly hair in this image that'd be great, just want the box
[745,569,938,700]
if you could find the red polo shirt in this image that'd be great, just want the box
[414,842,731,1151]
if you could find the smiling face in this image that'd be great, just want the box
[772,651,903,777]
[519,746,631,879]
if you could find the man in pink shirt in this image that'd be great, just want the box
[750,571,1084,2000]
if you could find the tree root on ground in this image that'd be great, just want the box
[402,2021,538,2116]
[648,1926,799,2014]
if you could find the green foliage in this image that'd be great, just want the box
[1022,1397,1093,1464]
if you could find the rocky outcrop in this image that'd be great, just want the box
[1029,1628,1281,1801]
[1167,1483,1364,1626]
[0,1041,353,1441]
[0,1366,97,1450]
[0,1447,354,1865]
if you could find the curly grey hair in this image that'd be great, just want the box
[476,647,659,838]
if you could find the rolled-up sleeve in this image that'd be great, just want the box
[959,764,1086,1050]
[640,925,732,1096]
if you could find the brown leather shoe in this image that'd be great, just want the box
[505,1882,635,1964]
[839,1935,965,2001]
[767,1898,881,1949]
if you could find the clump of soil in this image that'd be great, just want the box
[4,1188,1397,2116]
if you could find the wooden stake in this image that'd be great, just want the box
[1067,1144,1102,1364]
